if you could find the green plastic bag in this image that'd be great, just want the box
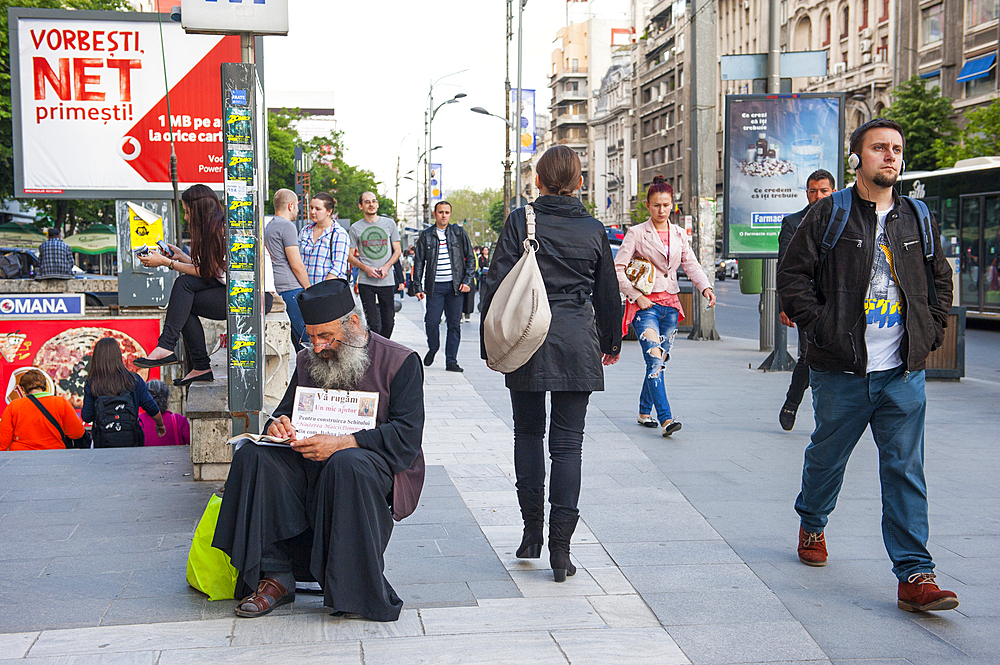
[187,494,239,601]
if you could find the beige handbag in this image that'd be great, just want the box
[483,205,551,373]
[625,257,655,295]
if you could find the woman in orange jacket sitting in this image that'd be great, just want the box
[1,369,85,451]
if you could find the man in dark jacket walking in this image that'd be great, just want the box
[776,169,835,431]
[413,201,476,372]
[777,118,957,613]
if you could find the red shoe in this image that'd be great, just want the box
[798,527,828,566]
[897,572,959,612]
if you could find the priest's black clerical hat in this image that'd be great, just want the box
[297,279,356,325]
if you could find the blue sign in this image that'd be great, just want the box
[0,294,85,318]
[231,90,248,106]
[751,213,784,227]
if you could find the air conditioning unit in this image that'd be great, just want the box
[743,0,750,9]
[832,62,847,75]
[862,52,872,64]
[860,27,873,39]
[657,94,664,102]
[628,109,635,116]
[860,39,872,52]
[660,128,669,137]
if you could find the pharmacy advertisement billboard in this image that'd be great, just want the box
[723,93,844,258]
[8,8,244,199]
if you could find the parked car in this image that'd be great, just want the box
[716,258,738,281]
[606,227,624,245]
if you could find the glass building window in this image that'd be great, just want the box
[965,67,996,98]
[967,0,999,26]
[922,3,943,43]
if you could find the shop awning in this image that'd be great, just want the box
[65,224,117,255]
[956,54,996,83]
[0,222,45,249]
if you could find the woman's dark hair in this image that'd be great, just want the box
[312,192,337,212]
[536,145,582,196]
[181,184,226,283]
[646,175,675,204]
[87,337,137,397]
[19,369,49,394]
[147,379,170,413]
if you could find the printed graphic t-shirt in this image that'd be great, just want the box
[865,206,904,372]
[349,216,400,287]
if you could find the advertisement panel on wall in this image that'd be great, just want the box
[430,164,442,201]
[8,8,243,199]
[0,319,161,417]
[723,94,844,258]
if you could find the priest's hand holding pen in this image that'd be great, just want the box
[266,415,298,440]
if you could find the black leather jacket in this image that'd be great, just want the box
[777,186,953,375]
[412,223,475,295]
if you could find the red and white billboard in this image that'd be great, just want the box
[9,9,244,199]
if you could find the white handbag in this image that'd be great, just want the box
[483,205,551,373]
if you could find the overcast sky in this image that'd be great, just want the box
[262,0,631,210]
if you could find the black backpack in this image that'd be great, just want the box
[0,253,21,279]
[93,390,143,448]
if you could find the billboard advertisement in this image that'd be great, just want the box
[430,163,442,201]
[512,88,536,154]
[8,8,244,199]
[0,319,161,417]
[723,94,844,257]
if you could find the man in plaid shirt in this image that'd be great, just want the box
[298,194,350,285]
[38,228,74,276]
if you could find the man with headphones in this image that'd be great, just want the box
[777,118,956,613]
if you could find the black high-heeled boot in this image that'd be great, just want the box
[548,507,579,582]
[516,488,545,558]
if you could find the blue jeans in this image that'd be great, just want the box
[280,288,305,353]
[424,281,463,364]
[633,304,679,425]
[796,365,933,581]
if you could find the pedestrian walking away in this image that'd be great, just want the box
[299,192,350,285]
[412,200,476,372]
[265,189,313,353]
[777,118,958,613]
[776,170,836,431]
[614,175,715,437]
[480,145,621,583]
[349,192,402,338]
[213,279,425,622]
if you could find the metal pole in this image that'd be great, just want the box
[514,0,525,209]
[757,0,794,370]
[425,96,432,225]
[504,0,513,218]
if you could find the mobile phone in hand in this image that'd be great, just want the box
[156,240,174,257]
[134,245,150,257]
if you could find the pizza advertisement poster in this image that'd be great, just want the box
[228,280,254,316]
[9,9,245,198]
[230,333,257,369]
[0,319,161,417]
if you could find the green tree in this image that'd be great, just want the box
[630,186,649,225]
[934,98,1000,168]
[486,199,507,234]
[266,111,299,214]
[441,187,501,226]
[883,75,957,171]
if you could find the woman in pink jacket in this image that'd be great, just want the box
[615,176,716,436]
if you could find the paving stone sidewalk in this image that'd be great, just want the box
[0,303,994,664]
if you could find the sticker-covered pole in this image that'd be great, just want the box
[222,56,265,435]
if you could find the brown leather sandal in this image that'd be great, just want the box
[234,578,294,618]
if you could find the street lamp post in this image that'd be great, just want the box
[418,145,443,227]
[471,106,513,219]
[424,72,468,223]
[514,0,526,210]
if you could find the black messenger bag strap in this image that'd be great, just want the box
[27,395,69,445]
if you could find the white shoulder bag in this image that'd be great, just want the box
[483,205,551,373]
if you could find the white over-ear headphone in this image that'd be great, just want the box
[848,151,905,174]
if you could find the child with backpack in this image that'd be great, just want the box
[82,338,165,448]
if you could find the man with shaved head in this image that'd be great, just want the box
[265,189,312,352]
[348,192,402,338]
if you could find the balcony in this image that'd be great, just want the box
[553,113,588,128]
[551,68,588,85]
[553,87,589,106]
[807,57,892,92]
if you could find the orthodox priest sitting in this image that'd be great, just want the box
[213,279,425,622]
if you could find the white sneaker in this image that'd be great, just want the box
[637,414,658,428]
[661,420,682,437]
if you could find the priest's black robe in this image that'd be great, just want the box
[213,337,423,622]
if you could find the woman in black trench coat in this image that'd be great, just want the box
[480,145,622,582]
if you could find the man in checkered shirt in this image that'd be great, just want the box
[38,228,74,277]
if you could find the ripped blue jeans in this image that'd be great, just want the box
[633,304,679,425]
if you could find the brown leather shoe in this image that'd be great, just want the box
[798,527,828,566]
[234,577,294,618]
[897,572,959,612]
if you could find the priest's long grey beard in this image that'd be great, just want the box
[307,325,371,391]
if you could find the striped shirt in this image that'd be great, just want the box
[435,228,452,282]
[299,221,350,285]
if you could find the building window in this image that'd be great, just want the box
[823,13,831,46]
[921,71,941,91]
[632,125,637,141]
[843,50,849,64]
[841,6,850,38]
[877,36,888,60]
[879,0,889,22]
[571,58,580,72]
[966,0,1000,26]
[921,3,944,43]
[859,0,869,28]
[678,68,684,88]
[965,67,996,97]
